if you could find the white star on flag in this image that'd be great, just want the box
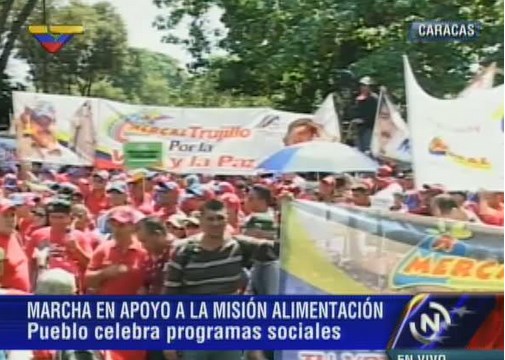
[451,306,474,317]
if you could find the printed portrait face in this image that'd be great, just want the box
[377,105,395,151]
[283,118,325,146]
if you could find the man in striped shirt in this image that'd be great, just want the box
[162,198,278,360]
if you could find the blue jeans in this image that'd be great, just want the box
[181,350,242,360]
[356,127,373,153]
[250,260,280,295]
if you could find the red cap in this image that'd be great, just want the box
[109,206,141,224]
[0,199,15,215]
[377,165,393,178]
[220,193,241,212]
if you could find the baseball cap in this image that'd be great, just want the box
[0,199,15,215]
[109,206,140,225]
[146,171,159,181]
[156,181,179,192]
[167,214,187,229]
[186,215,200,227]
[215,181,235,195]
[93,170,109,181]
[58,182,80,196]
[46,198,72,214]
[106,181,128,194]
[35,268,76,295]
[359,76,374,86]
[9,193,36,207]
[3,174,17,189]
[186,184,205,197]
[184,175,199,187]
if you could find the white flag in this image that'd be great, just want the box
[403,55,504,191]
[313,93,341,142]
[370,88,411,162]
[459,62,496,97]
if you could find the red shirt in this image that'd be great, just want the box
[0,233,30,292]
[86,190,110,216]
[80,229,103,250]
[26,227,93,282]
[479,204,504,226]
[87,239,149,295]
[18,217,34,244]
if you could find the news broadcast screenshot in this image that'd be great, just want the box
[0,0,503,359]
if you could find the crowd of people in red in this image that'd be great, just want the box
[0,161,502,360]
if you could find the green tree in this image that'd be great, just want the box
[0,0,38,75]
[110,47,185,104]
[154,0,504,113]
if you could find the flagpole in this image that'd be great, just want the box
[42,0,47,24]
[370,87,384,158]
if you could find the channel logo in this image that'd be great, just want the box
[409,21,481,42]
[409,301,452,345]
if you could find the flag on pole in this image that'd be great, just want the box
[459,62,497,97]
[370,87,411,162]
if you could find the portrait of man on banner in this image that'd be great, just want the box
[371,89,410,161]
[13,97,96,165]
[282,117,337,146]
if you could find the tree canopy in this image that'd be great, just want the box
[1,0,503,126]
[154,0,504,113]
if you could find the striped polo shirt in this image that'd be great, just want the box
[163,234,278,295]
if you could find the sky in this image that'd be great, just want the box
[6,0,223,83]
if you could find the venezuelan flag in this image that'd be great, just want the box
[28,25,84,54]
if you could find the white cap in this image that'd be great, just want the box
[35,268,76,295]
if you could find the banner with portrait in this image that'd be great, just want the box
[12,93,340,173]
[11,92,98,166]
[370,88,411,163]
[96,100,339,173]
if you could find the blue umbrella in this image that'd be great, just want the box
[257,141,378,173]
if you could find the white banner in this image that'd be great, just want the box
[370,88,411,162]
[403,56,504,191]
[12,92,340,173]
[98,100,340,173]
[11,92,98,166]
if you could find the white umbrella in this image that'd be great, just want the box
[257,141,378,173]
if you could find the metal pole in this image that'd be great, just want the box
[42,0,47,24]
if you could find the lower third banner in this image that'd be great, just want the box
[0,295,502,352]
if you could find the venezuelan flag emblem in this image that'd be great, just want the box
[28,25,84,54]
